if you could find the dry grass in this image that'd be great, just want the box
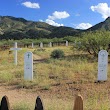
[0,46,110,110]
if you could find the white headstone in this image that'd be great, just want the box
[40,42,43,48]
[10,42,22,65]
[98,50,108,81]
[66,41,68,46]
[32,43,34,48]
[24,52,33,80]
[49,42,52,47]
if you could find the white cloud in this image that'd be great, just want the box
[48,11,70,20]
[76,23,92,29]
[90,3,110,19]
[40,11,69,27]
[39,19,43,22]
[45,19,64,26]
[22,1,40,9]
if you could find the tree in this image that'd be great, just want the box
[74,30,110,56]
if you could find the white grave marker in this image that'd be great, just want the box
[49,42,52,47]
[24,52,33,80]
[98,50,108,81]
[40,42,43,48]
[32,43,34,48]
[66,41,68,46]
[10,42,22,65]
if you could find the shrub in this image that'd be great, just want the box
[50,49,64,59]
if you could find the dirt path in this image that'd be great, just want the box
[0,85,38,107]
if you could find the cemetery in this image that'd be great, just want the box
[0,39,110,110]
[1,0,110,108]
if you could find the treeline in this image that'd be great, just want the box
[1,30,110,57]
[0,30,49,40]
[74,30,110,56]
[0,36,76,46]
[0,26,81,40]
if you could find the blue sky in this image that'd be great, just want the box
[0,0,110,29]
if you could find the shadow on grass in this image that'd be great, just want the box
[108,55,110,63]
[33,53,98,64]
[33,58,47,64]
[64,53,98,63]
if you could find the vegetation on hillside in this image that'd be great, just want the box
[0,16,81,39]
[1,16,110,40]
[87,17,110,31]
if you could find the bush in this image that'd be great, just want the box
[50,49,64,59]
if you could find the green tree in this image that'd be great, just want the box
[74,30,110,56]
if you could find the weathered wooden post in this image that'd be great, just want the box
[34,96,44,110]
[0,96,10,110]
[73,95,83,110]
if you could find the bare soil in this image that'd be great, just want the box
[1,80,110,108]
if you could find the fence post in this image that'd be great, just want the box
[34,96,44,110]
[73,95,83,110]
[0,95,10,110]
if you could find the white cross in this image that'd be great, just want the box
[10,42,22,65]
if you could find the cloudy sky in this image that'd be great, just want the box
[0,0,110,29]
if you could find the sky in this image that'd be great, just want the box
[0,0,110,29]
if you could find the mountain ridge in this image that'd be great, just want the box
[87,17,110,31]
[0,16,110,39]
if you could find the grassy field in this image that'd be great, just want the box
[0,46,110,110]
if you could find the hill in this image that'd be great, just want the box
[0,16,110,40]
[0,16,82,40]
[87,17,110,31]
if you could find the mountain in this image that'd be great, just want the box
[87,17,110,31]
[0,16,110,40]
[48,26,82,38]
[0,16,82,40]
